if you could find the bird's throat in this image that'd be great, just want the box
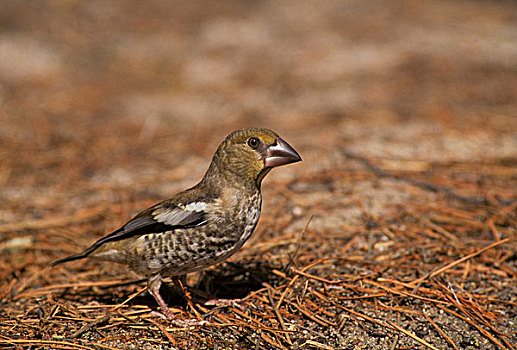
[256,168,272,188]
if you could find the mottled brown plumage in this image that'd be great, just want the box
[52,128,301,319]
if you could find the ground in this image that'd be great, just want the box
[0,1,516,349]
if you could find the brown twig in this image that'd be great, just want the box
[423,313,459,350]
[437,305,512,350]
[267,287,292,345]
[72,314,112,338]
[146,318,177,345]
[384,320,441,350]
[410,238,510,287]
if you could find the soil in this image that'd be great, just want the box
[1,1,516,349]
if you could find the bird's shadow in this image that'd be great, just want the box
[195,260,277,300]
[55,261,281,310]
[133,260,281,308]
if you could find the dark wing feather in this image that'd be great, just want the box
[51,194,214,265]
[95,201,208,245]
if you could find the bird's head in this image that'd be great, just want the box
[205,128,301,188]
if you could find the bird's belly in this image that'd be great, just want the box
[125,203,261,277]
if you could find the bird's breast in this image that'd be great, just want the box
[239,193,261,243]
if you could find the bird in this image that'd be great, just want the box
[52,128,301,320]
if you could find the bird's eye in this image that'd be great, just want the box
[247,137,260,149]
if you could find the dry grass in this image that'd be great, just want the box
[1,1,517,348]
[1,148,516,349]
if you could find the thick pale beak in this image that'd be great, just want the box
[264,138,302,168]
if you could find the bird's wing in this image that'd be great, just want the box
[52,193,216,265]
[95,195,214,246]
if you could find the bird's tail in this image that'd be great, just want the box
[50,245,98,266]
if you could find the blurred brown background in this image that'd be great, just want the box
[2,0,516,222]
[1,1,516,349]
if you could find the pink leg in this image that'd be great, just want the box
[147,274,207,326]
[148,274,174,319]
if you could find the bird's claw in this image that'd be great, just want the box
[150,310,174,320]
[171,318,207,327]
[204,298,242,309]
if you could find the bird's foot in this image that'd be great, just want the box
[151,307,206,326]
[150,310,172,320]
[204,298,243,308]
[171,318,208,327]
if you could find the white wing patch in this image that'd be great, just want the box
[151,201,207,226]
[153,207,191,225]
[183,201,207,212]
